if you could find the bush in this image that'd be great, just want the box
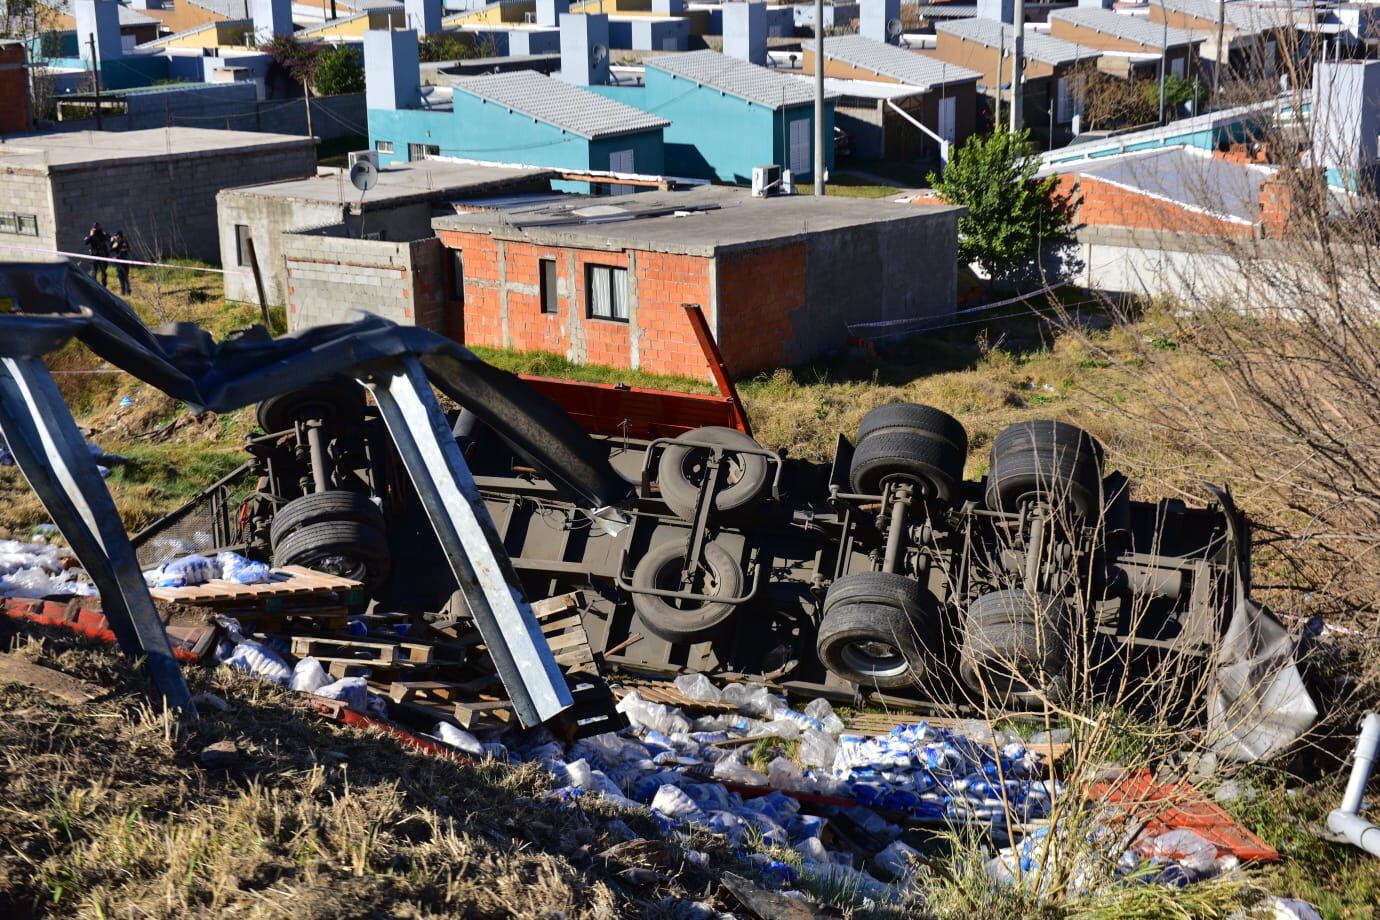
[928,128,1079,286]
[313,45,365,97]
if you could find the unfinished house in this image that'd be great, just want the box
[431,185,963,378]
[217,159,555,308]
[0,127,315,262]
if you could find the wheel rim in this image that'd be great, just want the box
[840,639,910,679]
[681,448,746,491]
[653,553,720,612]
[307,552,368,580]
[878,469,940,499]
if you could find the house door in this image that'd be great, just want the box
[937,96,957,142]
[789,118,810,176]
[609,148,635,196]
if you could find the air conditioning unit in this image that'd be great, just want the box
[751,164,782,198]
[781,169,795,195]
[348,150,379,171]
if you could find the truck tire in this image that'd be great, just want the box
[958,589,1069,705]
[816,572,938,689]
[657,426,771,523]
[272,519,391,588]
[848,430,965,505]
[256,377,366,434]
[857,403,968,454]
[630,539,746,644]
[270,490,385,549]
[984,421,1104,520]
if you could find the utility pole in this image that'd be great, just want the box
[813,0,825,195]
[87,35,103,130]
[1158,0,1168,125]
[994,28,1004,127]
[1212,0,1225,102]
[1009,1,1024,132]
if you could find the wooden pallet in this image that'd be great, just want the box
[150,566,363,606]
[451,591,598,671]
[291,635,433,666]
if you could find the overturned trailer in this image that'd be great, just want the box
[135,317,1318,761]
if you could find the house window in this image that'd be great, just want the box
[234,224,251,266]
[1171,56,1186,79]
[1055,76,1074,124]
[586,264,628,321]
[375,139,395,154]
[937,96,957,142]
[408,142,440,161]
[539,258,558,314]
[450,251,465,303]
[0,213,38,236]
[788,118,810,175]
[608,149,635,197]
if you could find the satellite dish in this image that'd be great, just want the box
[349,159,378,193]
[591,42,609,66]
[886,17,904,40]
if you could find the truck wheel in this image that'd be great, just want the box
[958,589,1069,705]
[657,426,771,523]
[984,421,1104,520]
[630,539,745,644]
[848,430,965,505]
[816,572,938,689]
[256,377,366,434]
[857,403,968,455]
[272,519,391,588]
[270,490,385,549]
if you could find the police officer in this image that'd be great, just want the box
[83,222,110,287]
[109,230,132,296]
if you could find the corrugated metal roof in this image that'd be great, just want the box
[912,4,977,17]
[937,18,1101,65]
[1049,7,1204,48]
[1159,0,1308,33]
[802,34,981,89]
[646,50,835,109]
[450,71,670,140]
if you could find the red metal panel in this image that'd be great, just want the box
[1092,770,1278,862]
[519,375,748,439]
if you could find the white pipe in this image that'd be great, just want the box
[886,98,949,167]
[1328,712,1380,858]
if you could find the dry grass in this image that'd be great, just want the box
[0,628,800,919]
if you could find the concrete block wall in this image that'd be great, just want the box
[50,93,367,142]
[283,229,448,332]
[46,140,316,263]
[0,171,59,255]
[217,192,346,304]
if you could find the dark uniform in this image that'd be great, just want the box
[110,231,132,296]
[84,223,110,287]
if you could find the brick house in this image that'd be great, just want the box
[931,18,1101,145]
[1146,0,1301,82]
[800,35,982,158]
[1048,7,1203,80]
[432,185,963,378]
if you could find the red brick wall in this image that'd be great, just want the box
[715,242,807,375]
[0,44,31,134]
[1056,174,1256,238]
[436,229,718,379]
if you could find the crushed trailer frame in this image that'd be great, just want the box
[0,260,636,727]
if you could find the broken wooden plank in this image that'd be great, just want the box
[0,653,108,705]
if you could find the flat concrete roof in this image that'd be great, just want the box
[222,160,556,208]
[0,128,314,175]
[433,185,963,256]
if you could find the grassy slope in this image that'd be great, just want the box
[5,269,1380,916]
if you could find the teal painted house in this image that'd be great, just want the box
[633,50,837,185]
[368,70,669,183]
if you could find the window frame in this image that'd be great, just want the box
[585,263,629,322]
[375,139,395,155]
[234,224,251,267]
[539,258,558,314]
[450,250,465,304]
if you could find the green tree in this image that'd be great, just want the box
[419,32,497,63]
[312,45,365,97]
[927,128,1079,286]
